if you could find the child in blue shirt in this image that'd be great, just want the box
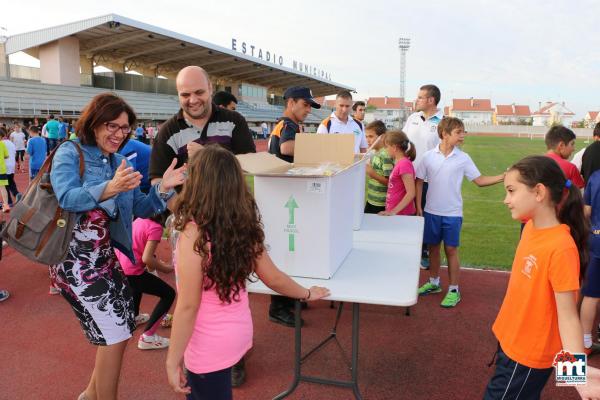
[26,126,47,180]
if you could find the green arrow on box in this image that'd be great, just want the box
[285,196,298,252]
[284,196,299,225]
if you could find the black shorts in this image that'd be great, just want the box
[186,367,232,400]
[364,202,386,214]
[15,150,25,162]
[483,345,553,400]
[582,256,600,297]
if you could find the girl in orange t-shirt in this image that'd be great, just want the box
[484,155,600,399]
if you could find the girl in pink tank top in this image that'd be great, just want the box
[165,145,330,400]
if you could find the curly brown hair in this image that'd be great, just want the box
[173,145,265,303]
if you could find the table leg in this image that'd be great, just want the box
[273,301,363,400]
[351,302,363,399]
[272,300,302,400]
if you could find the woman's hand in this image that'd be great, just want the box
[160,158,187,192]
[105,160,142,196]
[378,211,395,216]
[166,360,191,395]
[305,286,330,301]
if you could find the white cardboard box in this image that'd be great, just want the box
[237,134,366,279]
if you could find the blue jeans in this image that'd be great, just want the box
[47,138,59,153]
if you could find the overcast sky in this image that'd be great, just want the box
[2,0,599,118]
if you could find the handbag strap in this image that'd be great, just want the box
[26,140,85,196]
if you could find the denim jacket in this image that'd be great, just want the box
[50,140,167,263]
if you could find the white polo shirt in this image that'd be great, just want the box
[403,109,444,170]
[416,145,481,217]
[317,112,367,153]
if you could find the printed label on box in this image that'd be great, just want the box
[307,181,326,194]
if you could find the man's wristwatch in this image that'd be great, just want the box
[157,182,175,201]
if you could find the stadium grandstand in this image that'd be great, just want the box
[0,14,352,131]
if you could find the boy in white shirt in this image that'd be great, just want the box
[415,117,504,308]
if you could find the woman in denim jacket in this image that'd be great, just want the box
[49,93,186,400]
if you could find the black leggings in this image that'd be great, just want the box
[5,174,19,204]
[127,271,175,333]
[186,367,232,400]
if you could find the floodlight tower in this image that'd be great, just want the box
[398,37,410,100]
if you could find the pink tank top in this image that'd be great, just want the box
[175,226,253,374]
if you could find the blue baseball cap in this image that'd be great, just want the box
[283,86,321,109]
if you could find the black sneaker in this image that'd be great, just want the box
[231,357,246,387]
[268,307,303,328]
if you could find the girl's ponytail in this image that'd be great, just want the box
[405,140,416,162]
[558,181,589,276]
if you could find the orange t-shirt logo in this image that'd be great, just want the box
[521,254,538,279]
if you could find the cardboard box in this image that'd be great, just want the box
[237,134,366,279]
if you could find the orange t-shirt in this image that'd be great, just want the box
[492,221,580,369]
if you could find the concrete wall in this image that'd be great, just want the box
[39,37,80,86]
[465,124,593,139]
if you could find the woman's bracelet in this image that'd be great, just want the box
[304,288,311,301]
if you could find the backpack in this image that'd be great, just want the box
[321,116,364,133]
[1,141,85,265]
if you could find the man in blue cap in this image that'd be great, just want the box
[268,86,321,327]
[268,86,321,164]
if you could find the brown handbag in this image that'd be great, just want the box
[1,140,85,265]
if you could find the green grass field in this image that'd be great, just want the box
[460,135,550,269]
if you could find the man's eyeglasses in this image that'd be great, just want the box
[104,122,132,134]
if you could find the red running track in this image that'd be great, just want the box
[0,141,592,399]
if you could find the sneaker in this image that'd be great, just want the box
[0,290,9,302]
[441,291,461,308]
[137,333,169,350]
[135,313,150,326]
[585,342,600,356]
[161,313,173,328]
[420,257,430,270]
[418,282,442,296]
[49,286,60,295]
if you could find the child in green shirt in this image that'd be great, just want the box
[364,120,394,214]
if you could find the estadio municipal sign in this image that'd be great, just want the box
[231,38,332,81]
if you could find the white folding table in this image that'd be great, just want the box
[247,215,424,399]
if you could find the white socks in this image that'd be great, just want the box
[430,277,440,286]
[585,333,593,349]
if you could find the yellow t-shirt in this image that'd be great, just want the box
[0,140,8,175]
[492,221,580,369]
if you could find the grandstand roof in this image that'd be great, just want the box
[5,14,353,97]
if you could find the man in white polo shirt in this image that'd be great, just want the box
[317,90,367,153]
[403,84,444,269]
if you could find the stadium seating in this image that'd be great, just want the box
[0,79,331,125]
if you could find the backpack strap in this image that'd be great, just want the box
[320,117,331,133]
[352,117,364,131]
[27,141,85,196]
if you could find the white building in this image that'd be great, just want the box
[449,98,494,125]
[495,104,532,125]
[364,97,413,128]
[532,102,575,127]
[584,111,599,128]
